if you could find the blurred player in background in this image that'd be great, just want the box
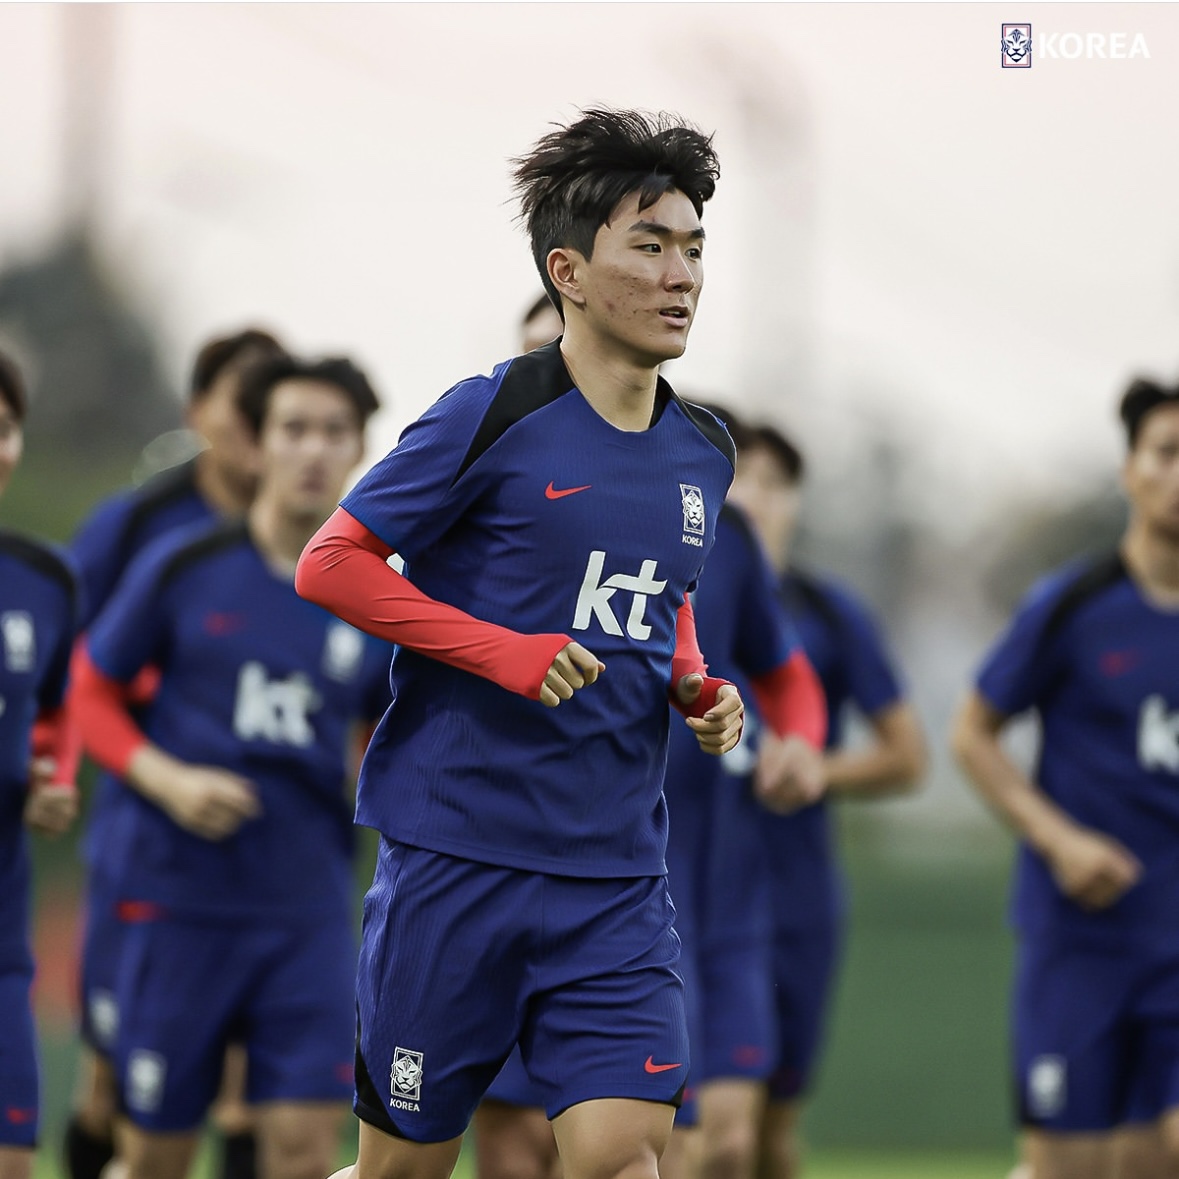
[297,107,745,1179]
[70,354,390,1179]
[0,349,81,1179]
[952,377,1179,1179]
[661,405,828,1179]
[63,327,286,1179]
[726,420,926,1179]
[519,293,563,354]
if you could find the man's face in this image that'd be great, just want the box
[1124,403,1179,541]
[257,380,363,521]
[565,188,704,366]
[729,444,801,558]
[187,354,268,499]
[0,400,24,498]
[521,303,564,353]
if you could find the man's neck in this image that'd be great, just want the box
[248,497,322,580]
[1121,523,1179,608]
[194,454,253,518]
[559,330,660,433]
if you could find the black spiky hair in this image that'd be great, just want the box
[1119,377,1179,449]
[511,108,720,315]
[236,354,381,437]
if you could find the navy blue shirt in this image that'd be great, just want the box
[87,520,393,921]
[762,569,905,931]
[976,553,1179,946]
[0,531,78,955]
[341,343,735,877]
[663,504,799,944]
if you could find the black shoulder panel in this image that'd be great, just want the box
[156,519,251,594]
[1041,551,1127,645]
[781,566,845,634]
[0,528,78,606]
[455,342,574,484]
[675,396,736,469]
[111,458,202,572]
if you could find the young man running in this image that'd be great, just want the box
[953,377,1179,1179]
[297,108,744,1179]
[0,349,81,1179]
[72,354,390,1179]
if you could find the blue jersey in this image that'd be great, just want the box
[86,520,393,921]
[663,504,798,943]
[0,531,78,954]
[762,569,905,930]
[70,459,218,874]
[341,342,735,877]
[976,552,1179,946]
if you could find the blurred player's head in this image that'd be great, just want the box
[237,354,380,524]
[512,107,719,365]
[188,327,287,501]
[0,348,26,497]
[1119,377,1179,542]
[728,420,806,570]
[520,293,563,353]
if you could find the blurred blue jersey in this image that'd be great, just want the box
[0,531,78,955]
[87,519,393,921]
[976,552,1179,946]
[341,342,735,877]
[764,570,905,930]
[664,503,799,945]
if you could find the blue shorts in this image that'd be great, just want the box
[355,840,688,1143]
[766,922,841,1102]
[0,956,38,1147]
[484,1045,541,1108]
[114,913,356,1132]
[1014,933,1179,1132]
[79,883,123,1056]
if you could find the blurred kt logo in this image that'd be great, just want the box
[1001,24,1032,67]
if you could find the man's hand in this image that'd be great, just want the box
[753,735,826,815]
[155,765,262,841]
[678,676,744,755]
[539,642,605,708]
[24,757,78,836]
[1044,825,1142,911]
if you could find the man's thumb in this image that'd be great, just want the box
[677,673,704,704]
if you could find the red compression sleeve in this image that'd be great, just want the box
[668,594,733,719]
[70,645,149,777]
[751,649,828,749]
[295,507,572,701]
[30,706,81,788]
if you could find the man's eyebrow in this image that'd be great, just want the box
[627,220,706,241]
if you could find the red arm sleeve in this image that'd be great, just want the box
[70,645,150,778]
[294,507,572,701]
[30,706,82,789]
[751,649,828,749]
[668,593,734,720]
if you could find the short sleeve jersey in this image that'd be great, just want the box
[975,552,1179,946]
[70,459,218,875]
[340,342,735,877]
[0,531,78,954]
[662,503,800,943]
[86,520,393,921]
[762,569,906,931]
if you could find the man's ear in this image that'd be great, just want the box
[547,248,586,310]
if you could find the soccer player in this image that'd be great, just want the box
[726,421,926,1179]
[296,108,744,1179]
[0,348,81,1179]
[951,376,1179,1179]
[64,327,285,1179]
[660,405,827,1179]
[70,354,390,1179]
[519,293,563,355]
